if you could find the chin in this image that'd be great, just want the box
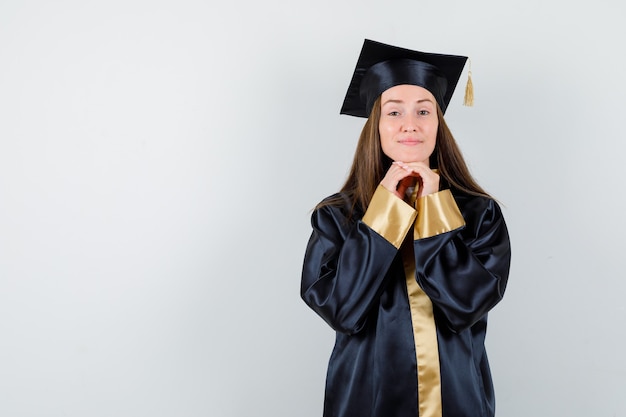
[403,155,430,164]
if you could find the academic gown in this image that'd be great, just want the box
[301,185,511,417]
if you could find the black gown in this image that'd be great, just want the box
[301,185,511,417]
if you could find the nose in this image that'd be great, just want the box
[403,116,417,132]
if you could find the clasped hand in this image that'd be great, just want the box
[380,161,440,200]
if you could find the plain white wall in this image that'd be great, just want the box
[1,0,625,416]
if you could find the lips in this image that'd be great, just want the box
[398,138,423,145]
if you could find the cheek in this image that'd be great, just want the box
[379,134,391,155]
[378,123,392,147]
[428,121,439,140]
[426,121,438,152]
[378,120,392,134]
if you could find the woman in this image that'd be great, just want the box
[301,39,511,417]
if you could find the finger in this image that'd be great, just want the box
[388,165,413,179]
[392,161,413,172]
[381,165,417,197]
[402,162,430,173]
[404,164,439,181]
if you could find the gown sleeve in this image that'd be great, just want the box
[412,190,511,333]
[301,186,416,335]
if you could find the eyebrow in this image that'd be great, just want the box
[382,98,434,106]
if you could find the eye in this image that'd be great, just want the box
[418,110,430,116]
[388,111,400,116]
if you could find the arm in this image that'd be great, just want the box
[412,191,511,332]
[301,187,416,334]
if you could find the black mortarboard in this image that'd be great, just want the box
[340,39,469,117]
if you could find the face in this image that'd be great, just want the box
[378,84,438,164]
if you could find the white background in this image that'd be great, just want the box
[1,1,625,416]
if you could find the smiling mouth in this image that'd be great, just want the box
[398,139,423,145]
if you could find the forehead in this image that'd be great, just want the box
[381,84,436,102]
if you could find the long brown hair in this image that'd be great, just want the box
[317,97,491,215]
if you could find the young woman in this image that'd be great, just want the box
[301,39,512,417]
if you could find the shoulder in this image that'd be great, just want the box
[311,192,362,233]
[452,189,500,214]
[451,189,506,234]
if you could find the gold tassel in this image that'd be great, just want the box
[463,59,474,107]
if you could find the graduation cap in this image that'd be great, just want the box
[340,39,472,117]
